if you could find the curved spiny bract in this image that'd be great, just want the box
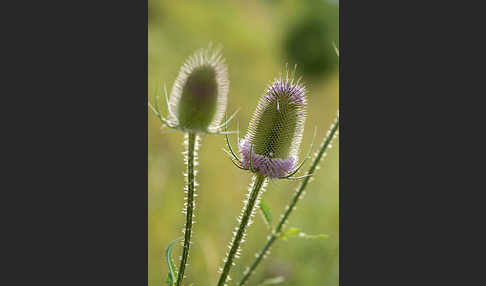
[239,73,306,178]
[168,45,229,134]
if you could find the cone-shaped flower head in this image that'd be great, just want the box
[168,46,229,133]
[239,73,306,178]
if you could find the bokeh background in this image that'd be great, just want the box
[148,0,339,285]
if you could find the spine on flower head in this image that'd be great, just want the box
[168,45,229,133]
[239,71,306,178]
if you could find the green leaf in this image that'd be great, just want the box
[280,228,329,240]
[279,228,300,240]
[165,237,183,286]
[258,276,285,285]
[259,198,272,228]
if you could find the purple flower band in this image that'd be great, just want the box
[239,139,296,178]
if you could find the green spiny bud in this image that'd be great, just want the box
[168,46,229,133]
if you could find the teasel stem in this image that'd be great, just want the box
[237,116,339,286]
[177,132,197,286]
[217,174,267,286]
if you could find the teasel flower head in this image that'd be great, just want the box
[149,45,234,134]
[225,69,311,180]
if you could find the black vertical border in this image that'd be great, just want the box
[2,0,149,284]
[338,1,479,285]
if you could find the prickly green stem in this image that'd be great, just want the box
[274,119,338,232]
[176,132,198,286]
[217,174,267,286]
[237,115,339,286]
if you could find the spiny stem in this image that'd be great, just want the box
[237,116,339,286]
[275,119,338,232]
[217,174,266,286]
[177,132,197,286]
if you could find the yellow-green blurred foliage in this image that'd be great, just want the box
[149,1,339,285]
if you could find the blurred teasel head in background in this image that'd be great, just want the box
[150,45,230,134]
[169,45,229,133]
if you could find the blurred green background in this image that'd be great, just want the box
[148,1,339,285]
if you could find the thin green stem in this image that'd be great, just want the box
[217,174,266,286]
[238,116,339,286]
[176,132,197,286]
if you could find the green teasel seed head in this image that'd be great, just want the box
[168,45,229,133]
[239,71,307,178]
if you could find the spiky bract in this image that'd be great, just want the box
[239,73,306,178]
[168,46,229,133]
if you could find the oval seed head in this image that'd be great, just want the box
[239,73,306,178]
[168,46,229,133]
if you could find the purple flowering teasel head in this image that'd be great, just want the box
[237,72,307,178]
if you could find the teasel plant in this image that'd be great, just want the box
[236,45,340,286]
[217,69,313,286]
[149,45,238,286]
[237,114,339,286]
